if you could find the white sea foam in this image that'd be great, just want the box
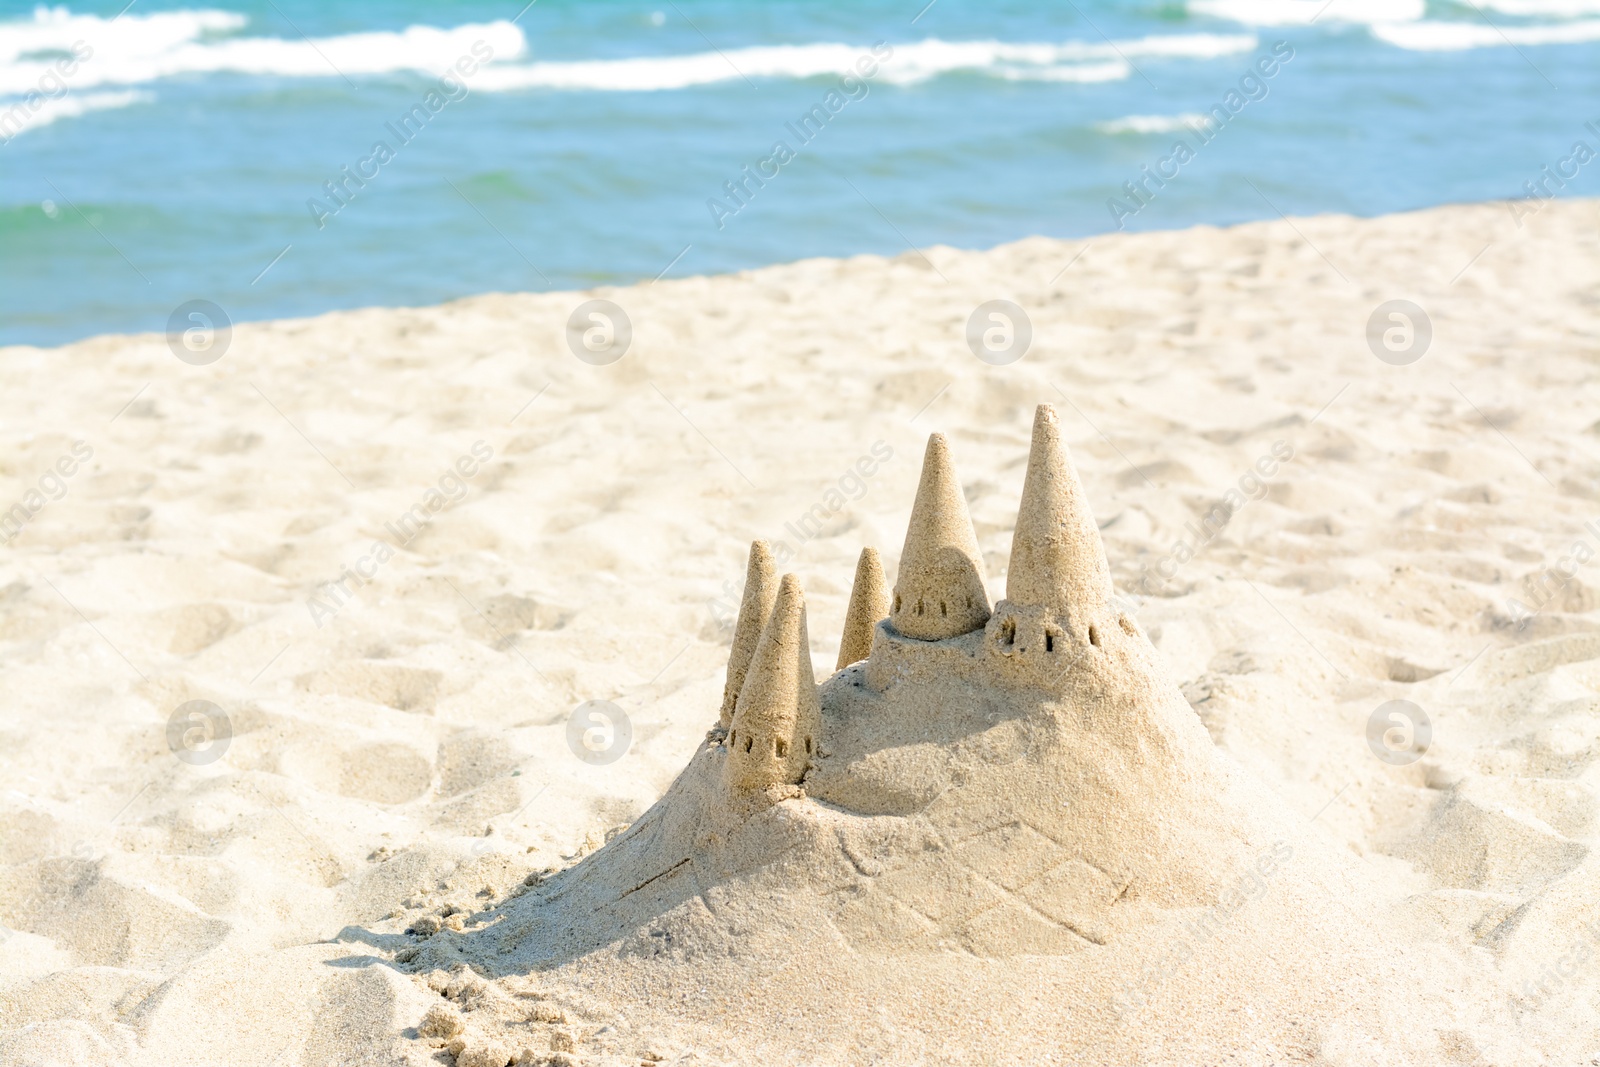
[1189,0,1424,25]
[1372,16,1600,48]
[0,88,149,141]
[1476,0,1600,14]
[0,7,527,95]
[0,7,245,64]
[0,8,1256,97]
[472,33,1255,91]
[994,61,1132,83]
[1096,113,1212,134]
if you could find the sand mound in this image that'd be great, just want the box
[397,406,1472,1065]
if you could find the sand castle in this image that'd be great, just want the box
[426,403,1463,1065]
[486,402,1205,942]
[712,404,1129,797]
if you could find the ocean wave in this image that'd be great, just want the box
[1474,0,1600,15]
[1189,0,1424,25]
[1372,16,1600,48]
[0,8,1255,97]
[0,88,149,141]
[0,7,527,95]
[474,34,1255,91]
[0,7,245,64]
[1095,113,1212,134]
[995,61,1132,83]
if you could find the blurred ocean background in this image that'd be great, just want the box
[1,0,1598,346]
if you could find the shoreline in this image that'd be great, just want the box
[0,194,1583,354]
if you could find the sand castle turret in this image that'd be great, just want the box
[1008,404,1113,611]
[725,573,821,792]
[889,434,991,641]
[718,541,778,732]
[837,547,890,670]
[989,404,1116,657]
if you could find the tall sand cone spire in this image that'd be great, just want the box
[719,541,779,731]
[726,573,821,792]
[890,433,991,641]
[837,547,890,670]
[1006,404,1114,615]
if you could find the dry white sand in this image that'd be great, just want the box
[2,197,1600,1066]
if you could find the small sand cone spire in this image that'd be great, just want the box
[837,547,890,670]
[1006,404,1113,614]
[890,434,992,641]
[726,574,821,792]
[718,541,779,731]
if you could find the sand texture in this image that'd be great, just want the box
[2,197,1600,1066]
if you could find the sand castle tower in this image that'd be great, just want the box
[718,541,778,732]
[890,434,991,641]
[725,573,822,792]
[836,547,890,669]
[988,404,1116,658]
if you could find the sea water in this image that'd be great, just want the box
[1,0,1597,346]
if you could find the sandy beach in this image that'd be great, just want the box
[3,196,1600,1065]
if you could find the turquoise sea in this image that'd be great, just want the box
[2,0,1598,346]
